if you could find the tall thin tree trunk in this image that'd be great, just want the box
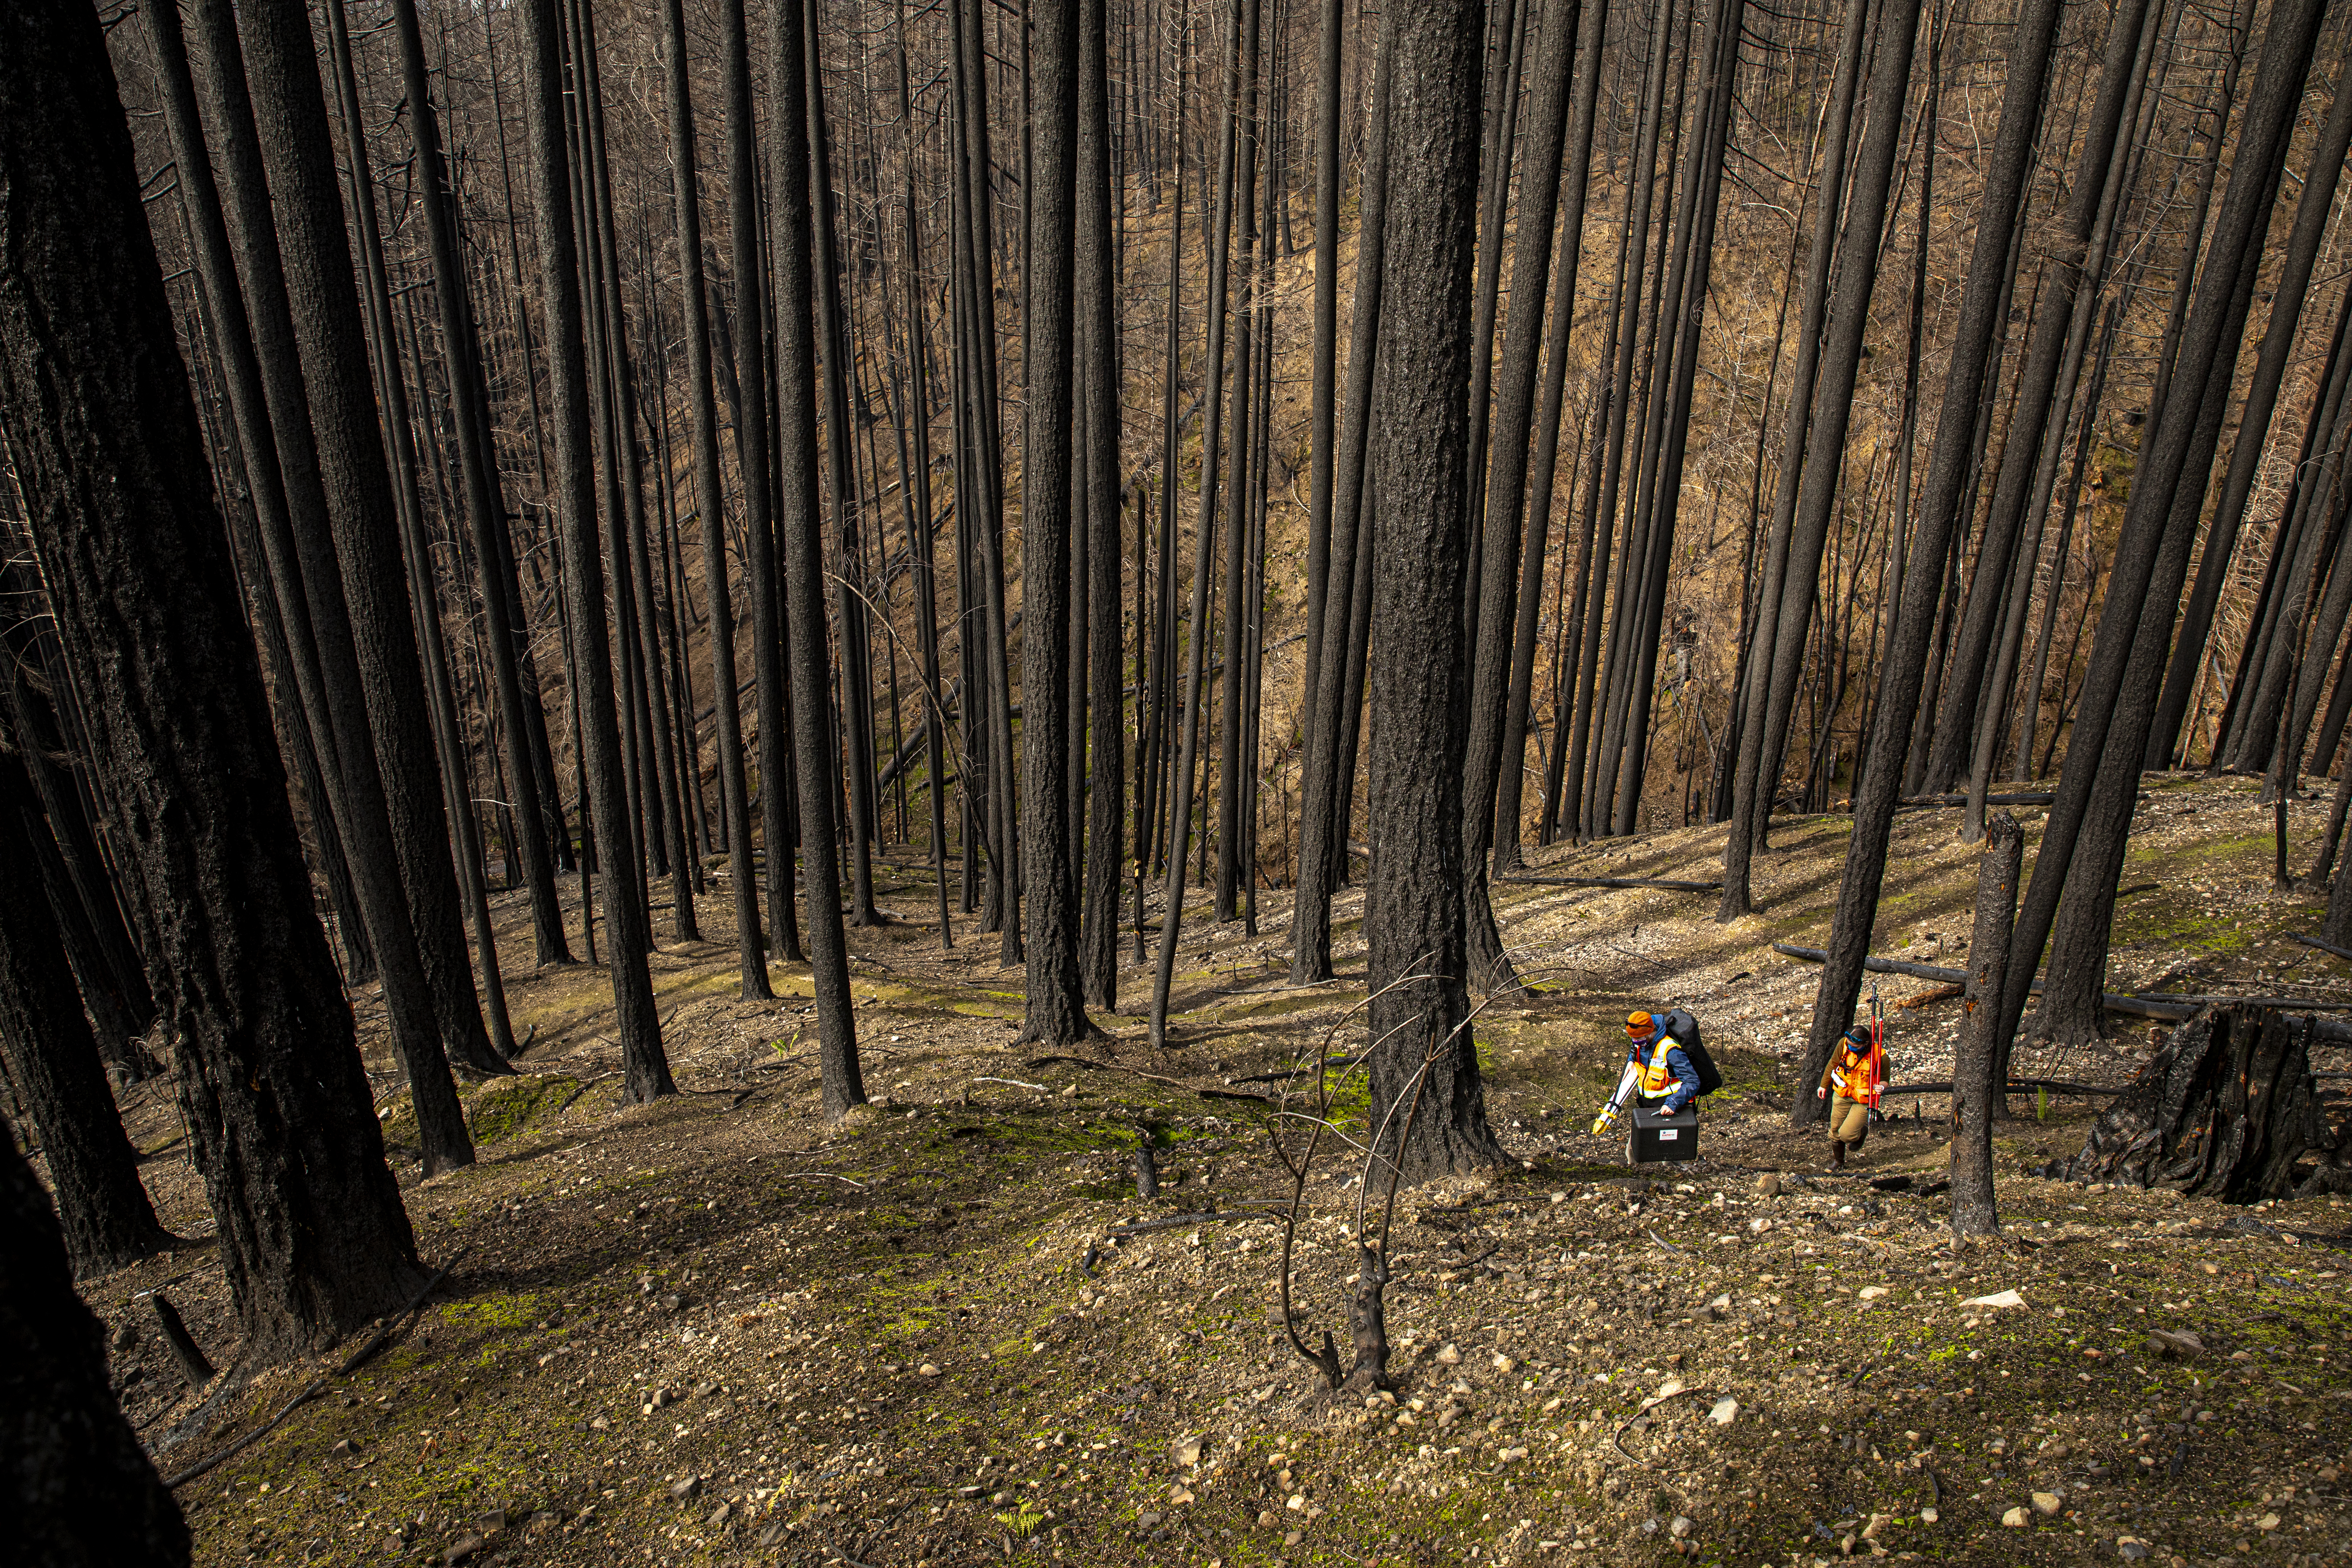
[514,0,674,1102]
[1795,0,2067,1124]
[769,0,870,1113]
[659,0,769,996]
[1077,0,1126,1009]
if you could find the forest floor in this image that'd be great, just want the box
[77,772,2352,1568]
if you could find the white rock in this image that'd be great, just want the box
[1960,1289,2026,1310]
[1858,1286,1890,1301]
[1435,1343,1462,1366]
[1708,1397,1738,1427]
[2001,1507,2030,1528]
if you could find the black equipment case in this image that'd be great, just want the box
[1628,1100,1699,1164]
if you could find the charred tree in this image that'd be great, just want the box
[1363,0,1505,1183]
[0,1125,188,1565]
[0,749,173,1277]
[514,0,673,1101]
[1950,811,2021,1238]
[658,0,768,997]
[0,0,427,1354]
[769,0,869,1114]
[1794,0,2066,1125]
[1076,0,1126,1010]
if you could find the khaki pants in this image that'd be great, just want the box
[1828,1094,1871,1147]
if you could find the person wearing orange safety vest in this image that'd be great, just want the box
[1816,1022,1885,1169]
[1590,1010,1700,1136]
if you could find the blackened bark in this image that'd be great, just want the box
[2009,0,2324,1058]
[1458,0,1584,991]
[1492,0,1607,876]
[1016,0,1094,1046]
[1149,4,1248,1039]
[514,0,674,1102]
[2156,70,2352,768]
[1743,0,1917,866]
[234,0,506,1083]
[0,0,426,1355]
[0,1126,188,1566]
[717,0,803,968]
[2065,1007,2330,1202]
[769,0,869,1114]
[1926,0,2157,793]
[889,0,953,951]
[178,0,481,1163]
[803,4,881,930]
[382,0,572,970]
[1216,0,1265,925]
[1077,0,1126,1010]
[1794,0,2065,1126]
[1365,0,1505,1184]
[1951,812,2020,1237]
[0,751,172,1278]
[1290,37,1393,984]
[1297,0,1345,825]
[658,0,769,998]
[1720,0,1871,914]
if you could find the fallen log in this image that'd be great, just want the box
[1504,874,1722,892]
[2064,1006,2331,1201]
[1879,1079,2127,1097]
[2292,932,2352,962]
[1771,943,1969,986]
[1896,791,2058,809]
[1767,943,2352,1021]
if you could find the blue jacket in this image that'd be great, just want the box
[1626,1030,1701,1114]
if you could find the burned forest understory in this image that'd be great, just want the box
[70,777,2352,1567]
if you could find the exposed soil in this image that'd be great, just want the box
[71,774,2352,1567]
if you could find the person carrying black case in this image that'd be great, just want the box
[1591,1008,1721,1164]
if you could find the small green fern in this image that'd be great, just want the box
[993,1502,1048,1540]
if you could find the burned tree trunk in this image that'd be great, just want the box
[0,750,173,1278]
[1363,0,1505,1183]
[2065,1006,2332,1203]
[1951,812,2021,1238]
[0,1126,188,1565]
[0,0,426,1356]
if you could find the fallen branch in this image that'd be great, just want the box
[966,1076,1048,1093]
[1896,792,2056,809]
[1502,874,1721,892]
[2292,932,2352,962]
[164,1250,467,1489]
[1895,984,1965,1009]
[1022,1054,1195,1092]
[1880,1079,2128,1097]
[1772,944,2199,1019]
[1610,1385,1717,1466]
[1102,1205,1292,1240]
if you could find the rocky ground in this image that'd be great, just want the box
[71,773,2352,1566]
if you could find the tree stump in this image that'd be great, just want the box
[2064,1005,2331,1201]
